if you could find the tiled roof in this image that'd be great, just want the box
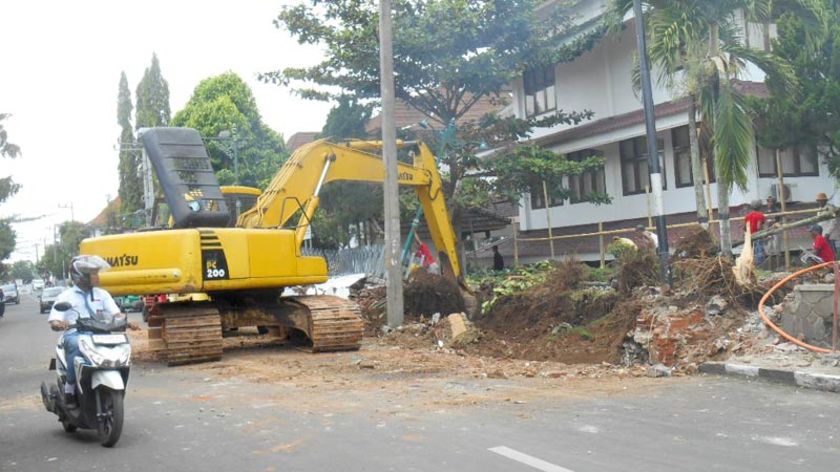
[88,197,121,227]
[286,132,320,152]
[366,93,508,134]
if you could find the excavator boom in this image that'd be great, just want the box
[238,138,460,277]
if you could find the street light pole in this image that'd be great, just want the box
[380,0,404,327]
[633,0,671,284]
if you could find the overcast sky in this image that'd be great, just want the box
[0,0,330,263]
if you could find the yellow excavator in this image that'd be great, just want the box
[80,127,460,365]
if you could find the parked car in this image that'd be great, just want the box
[2,283,19,304]
[114,294,143,313]
[32,278,45,292]
[38,286,64,313]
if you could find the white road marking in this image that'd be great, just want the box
[488,446,576,472]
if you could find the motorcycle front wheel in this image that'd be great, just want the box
[97,389,124,447]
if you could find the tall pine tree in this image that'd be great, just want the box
[117,72,141,213]
[135,53,171,128]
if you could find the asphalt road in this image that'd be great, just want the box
[2,294,839,472]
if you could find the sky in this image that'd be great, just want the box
[0,0,330,263]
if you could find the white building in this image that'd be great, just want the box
[510,1,836,246]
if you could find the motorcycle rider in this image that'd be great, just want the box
[47,255,135,407]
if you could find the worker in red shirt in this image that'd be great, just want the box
[810,225,835,263]
[744,200,767,264]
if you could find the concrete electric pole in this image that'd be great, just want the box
[633,0,671,284]
[379,0,404,327]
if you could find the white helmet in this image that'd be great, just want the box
[69,255,110,287]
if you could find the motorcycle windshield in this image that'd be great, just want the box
[76,317,127,334]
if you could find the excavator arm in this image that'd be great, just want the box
[237,139,461,277]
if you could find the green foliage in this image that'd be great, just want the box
[268,0,602,235]
[608,0,819,253]
[0,114,21,207]
[549,323,594,341]
[135,53,171,129]
[171,72,288,189]
[607,238,637,260]
[10,260,35,282]
[268,0,584,117]
[753,1,840,178]
[0,221,14,261]
[36,221,90,279]
[469,260,554,314]
[117,72,142,213]
[318,98,372,141]
[486,144,610,204]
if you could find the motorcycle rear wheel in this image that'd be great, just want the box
[97,389,124,447]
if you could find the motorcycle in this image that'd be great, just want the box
[40,301,131,447]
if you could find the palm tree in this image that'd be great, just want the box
[608,0,812,254]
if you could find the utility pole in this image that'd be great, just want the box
[380,0,404,327]
[633,0,671,284]
[59,202,75,222]
[137,129,155,227]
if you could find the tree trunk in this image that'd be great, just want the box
[717,178,732,256]
[688,96,708,228]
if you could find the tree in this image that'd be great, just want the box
[135,53,171,129]
[312,98,381,248]
[753,1,839,176]
[117,72,142,213]
[0,113,20,263]
[0,221,14,262]
[171,72,287,189]
[268,0,599,249]
[608,0,811,254]
[10,260,35,283]
[37,222,91,279]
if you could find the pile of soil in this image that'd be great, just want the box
[617,250,660,294]
[464,260,626,363]
[403,271,465,317]
[350,272,466,336]
[673,225,718,259]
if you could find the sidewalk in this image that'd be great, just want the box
[701,344,840,393]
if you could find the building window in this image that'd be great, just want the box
[529,184,563,209]
[524,64,556,118]
[620,135,666,196]
[757,145,819,177]
[672,126,715,187]
[568,149,606,203]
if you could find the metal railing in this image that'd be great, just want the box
[510,207,822,270]
[302,244,385,277]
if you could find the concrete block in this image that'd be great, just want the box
[726,364,759,377]
[794,372,840,393]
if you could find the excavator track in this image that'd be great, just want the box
[148,304,223,366]
[290,295,364,352]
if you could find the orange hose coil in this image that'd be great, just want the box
[757,261,835,354]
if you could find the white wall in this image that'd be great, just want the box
[519,116,838,231]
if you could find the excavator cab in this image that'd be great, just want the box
[141,127,231,229]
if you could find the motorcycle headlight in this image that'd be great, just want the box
[79,338,106,366]
[114,344,131,367]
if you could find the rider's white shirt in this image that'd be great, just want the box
[47,287,121,326]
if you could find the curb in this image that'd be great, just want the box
[699,362,840,393]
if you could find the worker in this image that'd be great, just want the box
[635,224,658,251]
[744,200,766,264]
[810,225,835,264]
[765,216,782,270]
[47,255,137,407]
[492,245,505,271]
[816,192,838,253]
[765,195,779,214]
[412,233,436,270]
